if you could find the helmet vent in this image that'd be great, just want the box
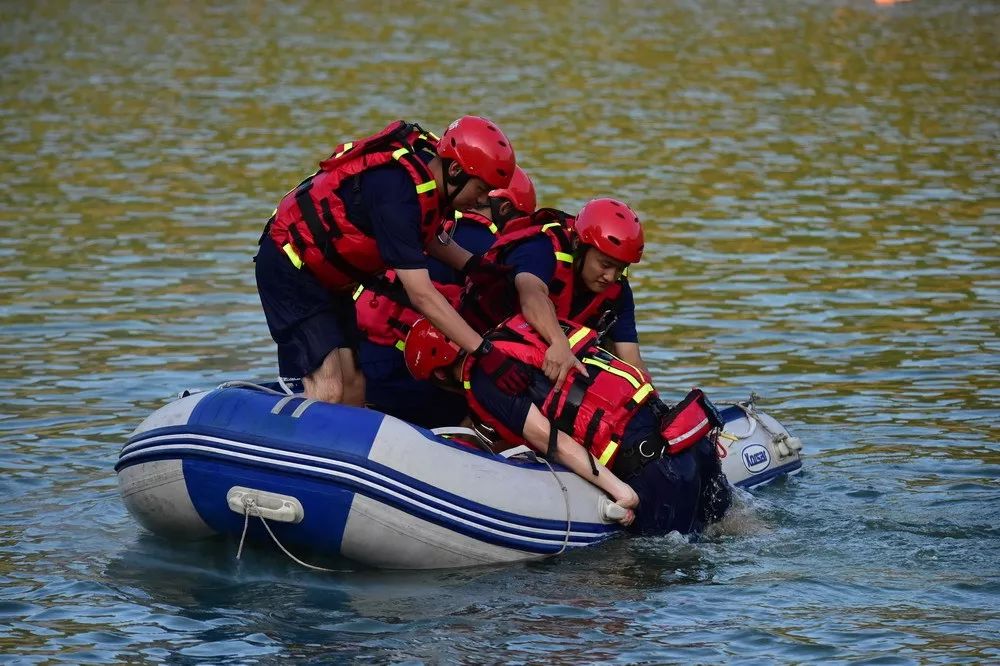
[608,236,622,246]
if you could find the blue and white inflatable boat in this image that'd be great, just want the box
[116,383,802,569]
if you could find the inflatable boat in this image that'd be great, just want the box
[115,383,802,569]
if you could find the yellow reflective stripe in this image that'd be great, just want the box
[454,210,496,233]
[334,142,354,158]
[282,243,304,269]
[554,252,573,264]
[392,147,410,160]
[395,340,406,351]
[582,358,642,388]
[541,222,561,231]
[462,380,472,389]
[352,284,364,301]
[597,441,619,466]
[615,356,646,378]
[415,180,437,194]
[632,383,654,404]
[567,326,593,350]
[623,266,629,277]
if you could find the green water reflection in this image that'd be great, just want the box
[0,0,997,661]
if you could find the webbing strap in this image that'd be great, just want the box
[583,408,605,450]
[293,187,372,287]
[546,418,559,461]
[553,373,588,434]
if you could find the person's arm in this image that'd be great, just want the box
[515,273,585,389]
[396,267,483,353]
[521,404,638,526]
[426,239,472,271]
[612,342,648,376]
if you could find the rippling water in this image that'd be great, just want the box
[2,1,998,663]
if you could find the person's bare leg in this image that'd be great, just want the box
[303,349,345,403]
[338,347,366,407]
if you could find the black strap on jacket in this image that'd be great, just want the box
[546,372,590,435]
[582,408,605,476]
[292,183,373,289]
[546,418,559,461]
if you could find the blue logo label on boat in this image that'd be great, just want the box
[742,444,770,473]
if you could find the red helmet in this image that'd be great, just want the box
[574,198,644,264]
[438,116,516,189]
[489,166,536,214]
[404,318,460,380]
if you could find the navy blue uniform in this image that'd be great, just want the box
[255,160,431,380]
[470,366,730,535]
[359,216,496,429]
[428,221,496,284]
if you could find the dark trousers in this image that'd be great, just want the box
[625,436,732,536]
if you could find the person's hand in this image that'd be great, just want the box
[542,341,587,390]
[612,486,640,527]
[463,255,512,289]
[474,340,532,395]
[616,507,635,527]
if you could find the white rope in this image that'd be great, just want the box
[236,502,251,560]
[738,402,780,440]
[235,497,342,572]
[728,406,758,439]
[217,380,287,395]
[536,455,572,557]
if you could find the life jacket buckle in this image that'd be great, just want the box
[638,438,663,459]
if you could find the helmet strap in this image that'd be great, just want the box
[443,159,471,208]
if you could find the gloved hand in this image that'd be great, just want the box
[474,339,532,395]
[463,254,512,289]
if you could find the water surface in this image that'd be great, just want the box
[1,0,997,663]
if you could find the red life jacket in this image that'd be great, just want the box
[353,271,462,350]
[462,315,656,470]
[267,121,445,292]
[440,208,499,238]
[460,208,622,334]
[353,209,500,349]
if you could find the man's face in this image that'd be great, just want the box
[450,171,492,211]
[578,247,627,293]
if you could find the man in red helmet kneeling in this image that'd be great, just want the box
[461,198,651,397]
[403,316,733,535]
[255,116,531,405]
